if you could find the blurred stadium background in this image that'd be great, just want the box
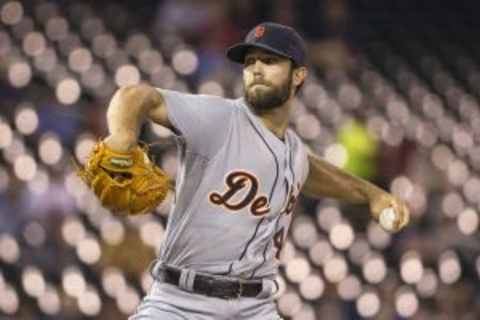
[0,0,479,319]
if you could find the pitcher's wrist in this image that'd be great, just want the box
[103,131,137,152]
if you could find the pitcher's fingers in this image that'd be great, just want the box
[399,203,410,229]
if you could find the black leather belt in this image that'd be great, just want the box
[160,267,263,299]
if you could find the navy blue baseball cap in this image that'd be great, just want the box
[226,22,307,67]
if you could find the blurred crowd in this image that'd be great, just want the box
[0,0,479,319]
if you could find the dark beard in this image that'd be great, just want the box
[244,71,292,113]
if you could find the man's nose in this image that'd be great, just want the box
[252,60,264,74]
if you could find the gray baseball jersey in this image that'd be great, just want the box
[156,89,310,281]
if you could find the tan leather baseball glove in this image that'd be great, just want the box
[75,141,171,216]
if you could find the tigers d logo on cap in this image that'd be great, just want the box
[254,26,265,38]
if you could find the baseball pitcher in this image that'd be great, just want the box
[77,22,410,319]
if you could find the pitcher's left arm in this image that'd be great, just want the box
[301,150,410,232]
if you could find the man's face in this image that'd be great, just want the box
[243,48,293,112]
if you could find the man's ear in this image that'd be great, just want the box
[293,67,308,87]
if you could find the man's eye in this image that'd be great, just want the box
[245,58,255,66]
[265,57,277,64]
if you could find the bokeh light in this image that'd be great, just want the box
[299,274,324,300]
[286,257,311,283]
[317,206,342,231]
[14,154,37,181]
[0,284,19,315]
[416,268,438,298]
[69,47,93,72]
[309,239,334,266]
[172,49,198,75]
[198,81,224,97]
[400,251,424,284]
[277,291,303,318]
[8,61,32,87]
[22,266,46,298]
[367,221,391,249]
[338,275,362,300]
[1,1,24,26]
[395,287,419,318]
[363,254,387,284]
[23,31,46,56]
[0,120,13,149]
[62,217,86,246]
[457,208,479,235]
[15,104,39,135]
[74,134,96,164]
[100,217,125,246]
[46,16,69,41]
[56,78,81,105]
[78,288,102,316]
[324,255,348,283]
[116,286,140,315]
[292,220,318,249]
[356,290,381,318]
[28,169,51,195]
[38,285,61,315]
[324,144,348,168]
[76,237,101,265]
[139,220,164,249]
[23,221,46,247]
[329,222,355,250]
[438,250,462,284]
[62,267,86,298]
[348,238,371,265]
[114,64,141,87]
[0,233,20,264]
[138,49,163,74]
[292,305,316,320]
[102,267,127,298]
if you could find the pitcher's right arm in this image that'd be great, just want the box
[103,84,171,152]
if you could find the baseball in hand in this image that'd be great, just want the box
[379,207,397,231]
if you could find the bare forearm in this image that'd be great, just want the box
[303,153,410,230]
[302,154,386,204]
[105,85,162,151]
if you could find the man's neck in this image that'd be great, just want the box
[250,100,293,140]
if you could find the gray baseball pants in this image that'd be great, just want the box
[129,278,283,320]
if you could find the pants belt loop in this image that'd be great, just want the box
[178,268,196,292]
[255,278,276,299]
[149,259,165,281]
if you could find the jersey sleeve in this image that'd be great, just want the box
[158,89,234,158]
